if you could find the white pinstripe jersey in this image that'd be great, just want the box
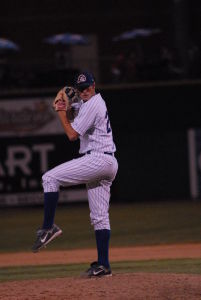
[71,93,116,154]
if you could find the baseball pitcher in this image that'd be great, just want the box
[32,71,118,278]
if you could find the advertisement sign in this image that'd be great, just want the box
[0,97,87,206]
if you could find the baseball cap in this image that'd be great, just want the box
[74,71,95,91]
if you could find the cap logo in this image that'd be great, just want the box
[77,74,86,84]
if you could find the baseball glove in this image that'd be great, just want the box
[53,86,79,112]
[64,86,80,106]
[64,86,81,121]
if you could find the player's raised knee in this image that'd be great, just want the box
[42,173,60,192]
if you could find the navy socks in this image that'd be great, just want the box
[42,192,59,229]
[95,229,111,268]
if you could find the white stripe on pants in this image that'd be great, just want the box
[42,153,118,230]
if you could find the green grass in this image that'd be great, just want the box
[1,259,201,282]
[1,200,201,282]
[0,200,201,253]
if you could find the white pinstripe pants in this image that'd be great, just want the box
[42,152,118,230]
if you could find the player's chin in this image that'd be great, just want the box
[82,95,91,101]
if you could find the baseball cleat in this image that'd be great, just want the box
[31,224,62,253]
[81,261,112,278]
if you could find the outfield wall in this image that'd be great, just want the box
[0,81,201,205]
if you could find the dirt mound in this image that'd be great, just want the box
[1,243,201,300]
[0,273,201,300]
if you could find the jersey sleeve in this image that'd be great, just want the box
[71,100,97,136]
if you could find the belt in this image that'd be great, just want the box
[85,150,113,156]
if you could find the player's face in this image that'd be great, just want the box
[78,83,96,101]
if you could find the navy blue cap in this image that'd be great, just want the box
[74,71,95,91]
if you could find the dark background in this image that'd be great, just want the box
[0,0,201,203]
[1,0,201,86]
[1,82,199,203]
